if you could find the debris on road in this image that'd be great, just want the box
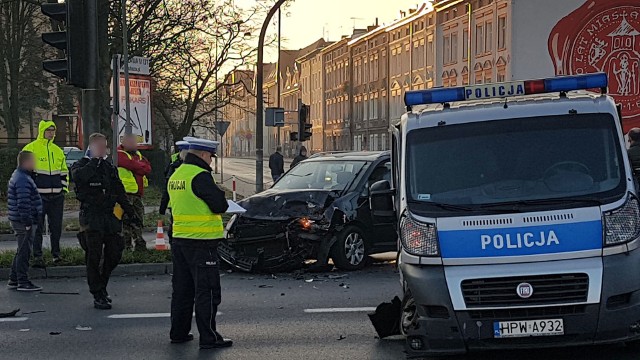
[305,279,313,283]
[328,274,347,280]
[258,285,273,288]
[40,291,80,295]
[75,325,92,331]
[49,332,61,336]
[339,283,349,289]
[337,335,346,341]
[18,329,30,332]
[22,310,45,315]
[368,296,402,339]
[0,309,20,318]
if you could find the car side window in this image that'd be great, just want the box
[363,163,391,196]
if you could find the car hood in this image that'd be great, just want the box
[238,189,339,220]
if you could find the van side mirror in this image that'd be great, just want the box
[369,180,394,217]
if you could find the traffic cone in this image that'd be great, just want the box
[155,220,168,251]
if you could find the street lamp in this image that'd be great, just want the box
[256,0,288,193]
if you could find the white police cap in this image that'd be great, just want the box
[175,140,190,151]
[183,136,197,142]
[188,138,219,154]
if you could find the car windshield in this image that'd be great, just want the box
[406,114,626,208]
[273,160,366,191]
[66,150,84,161]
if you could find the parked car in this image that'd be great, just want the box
[63,146,81,155]
[65,149,85,173]
[220,151,397,273]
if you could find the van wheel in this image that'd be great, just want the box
[331,226,369,271]
[401,289,418,335]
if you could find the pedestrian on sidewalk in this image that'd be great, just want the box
[7,151,43,292]
[160,139,191,242]
[290,146,308,169]
[117,134,152,252]
[22,120,68,266]
[167,138,232,349]
[71,133,141,310]
[268,146,285,182]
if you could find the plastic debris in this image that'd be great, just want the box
[328,274,347,280]
[49,332,62,336]
[19,329,30,332]
[22,310,45,315]
[0,309,20,318]
[305,279,313,283]
[337,335,346,341]
[368,296,402,339]
[258,285,273,288]
[75,325,92,331]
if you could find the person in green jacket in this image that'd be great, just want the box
[22,120,68,265]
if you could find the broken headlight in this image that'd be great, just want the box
[400,215,439,256]
[604,195,640,246]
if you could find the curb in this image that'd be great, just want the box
[0,263,173,280]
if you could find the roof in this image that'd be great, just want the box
[308,151,390,161]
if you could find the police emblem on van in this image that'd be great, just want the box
[517,283,533,299]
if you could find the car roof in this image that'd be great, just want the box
[307,151,390,162]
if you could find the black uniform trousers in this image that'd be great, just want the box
[78,230,125,296]
[33,193,64,258]
[170,238,222,345]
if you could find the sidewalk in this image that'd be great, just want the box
[0,206,158,224]
[0,232,158,251]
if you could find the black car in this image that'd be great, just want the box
[220,151,397,272]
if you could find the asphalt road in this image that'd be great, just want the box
[2,265,640,360]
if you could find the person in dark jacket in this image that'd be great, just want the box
[628,128,640,178]
[290,146,308,169]
[71,133,140,310]
[167,138,232,349]
[7,151,43,292]
[268,146,285,182]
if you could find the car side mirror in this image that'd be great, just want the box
[369,180,394,217]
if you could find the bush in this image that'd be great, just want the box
[140,149,169,187]
[0,148,20,198]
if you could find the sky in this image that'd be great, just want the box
[267,0,423,59]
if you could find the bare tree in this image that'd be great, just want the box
[0,0,50,146]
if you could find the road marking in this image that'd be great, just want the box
[304,307,376,314]
[108,312,222,319]
[0,317,28,322]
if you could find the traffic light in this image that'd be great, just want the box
[41,0,86,87]
[289,132,299,142]
[298,103,312,141]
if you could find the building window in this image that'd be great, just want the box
[451,32,458,63]
[475,71,483,84]
[476,23,484,55]
[370,135,374,151]
[463,28,469,60]
[427,38,434,67]
[381,133,387,151]
[498,16,507,49]
[485,21,493,53]
[443,35,451,64]
[373,134,379,151]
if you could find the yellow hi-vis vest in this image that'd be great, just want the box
[167,164,224,240]
[117,150,148,194]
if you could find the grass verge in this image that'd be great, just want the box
[0,247,171,268]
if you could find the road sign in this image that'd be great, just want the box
[266,107,285,127]
[119,56,150,76]
[114,75,153,148]
[215,121,231,137]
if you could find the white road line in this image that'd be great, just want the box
[304,307,376,314]
[0,317,28,322]
[108,312,222,319]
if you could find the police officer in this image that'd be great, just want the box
[167,138,231,349]
[71,133,141,310]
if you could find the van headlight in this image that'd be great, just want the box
[400,215,439,256]
[604,195,640,246]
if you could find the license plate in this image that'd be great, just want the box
[493,319,564,338]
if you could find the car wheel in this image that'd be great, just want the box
[331,225,369,271]
[401,289,418,336]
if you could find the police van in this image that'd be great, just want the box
[369,73,640,356]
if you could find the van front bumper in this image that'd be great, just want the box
[400,250,640,357]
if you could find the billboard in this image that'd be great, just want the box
[117,75,153,148]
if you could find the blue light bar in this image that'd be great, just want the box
[543,72,607,93]
[403,73,608,107]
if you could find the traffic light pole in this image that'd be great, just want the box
[81,0,99,149]
[121,0,132,136]
[256,0,288,194]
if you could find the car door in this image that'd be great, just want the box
[358,160,397,252]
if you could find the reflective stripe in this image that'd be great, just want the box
[172,225,224,234]
[38,188,63,194]
[172,214,220,222]
[35,170,62,175]
[61,181,69,186]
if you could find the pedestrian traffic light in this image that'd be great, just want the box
[41,0,86,87]
[298,103,312,142]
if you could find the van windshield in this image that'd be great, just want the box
[406,114,626,208]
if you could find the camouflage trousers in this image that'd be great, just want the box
[124,194,146,250]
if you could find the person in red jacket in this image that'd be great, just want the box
[117,134,152,251]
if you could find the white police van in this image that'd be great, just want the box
[369,73,640,356]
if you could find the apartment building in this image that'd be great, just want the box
[322,36,353,151]
[222,69,257,157]
[298,43,331,153]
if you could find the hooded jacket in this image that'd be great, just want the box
[22,121,69,195]
[290,146,308,169]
